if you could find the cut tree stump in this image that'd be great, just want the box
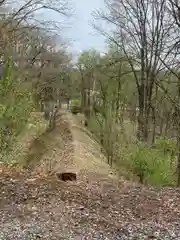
[56,172,77,181]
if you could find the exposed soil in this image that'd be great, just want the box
[1,111,180,239]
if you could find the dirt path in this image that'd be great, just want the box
[1,111,180,239]
[66,113,117,179]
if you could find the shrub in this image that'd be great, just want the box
[70,98,81,114]
[0,57,34,161]
[128,141,176,186]
[155,137,177,158]
[130,143,155,183]
[71,99,81,106]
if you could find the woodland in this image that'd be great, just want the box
[1,0,180,187]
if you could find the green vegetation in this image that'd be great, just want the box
[0,0,71,166]
[0,58,33,159]
[87,116,177,186]
[128,141,176,186]
[73,44,178,185]
[1,0,180,188]
[70,99,81,114]
[0,58,47,164]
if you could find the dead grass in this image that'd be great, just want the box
[3,112,48,166]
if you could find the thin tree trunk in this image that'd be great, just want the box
[176,129,180,186]
[164,112,171,136]
[151,105,156,144]
[137,85,145,141]
[115,70,122,123]
[176,76,180,186]
[159,114,164,136]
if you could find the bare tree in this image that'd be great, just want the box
[0,0,72,122]
[95,0,175,143]
[157,0,180,186]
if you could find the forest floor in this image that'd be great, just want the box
[1,111,180,239]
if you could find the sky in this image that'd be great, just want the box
[47,0,107,56]
[67,0,106,53]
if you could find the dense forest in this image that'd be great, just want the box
[1,0,180,187]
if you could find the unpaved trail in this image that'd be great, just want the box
[1,111,180,239]
[66,113,117,177]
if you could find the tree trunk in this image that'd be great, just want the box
[151,105,156,144]
[164,112,171,137]
[176,128,180,186]
[137,82,152,142]
[87,87,91,118]
[159,115,164,136]
[176,76,180,186]
[137,84,145,141]
[115,78,121,123]
[144,113,149,142]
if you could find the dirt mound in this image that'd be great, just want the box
[1,111,180,239]
[24,111,74,176]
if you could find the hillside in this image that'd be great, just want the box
[0,111,180,239]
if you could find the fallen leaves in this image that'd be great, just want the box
[1,112,180,239]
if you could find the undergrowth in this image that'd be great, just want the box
[0,57,48,165]
[86,115,177,186]
[126,140,177,186]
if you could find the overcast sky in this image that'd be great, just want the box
[68,0,106,53]
[46,0,107,55]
